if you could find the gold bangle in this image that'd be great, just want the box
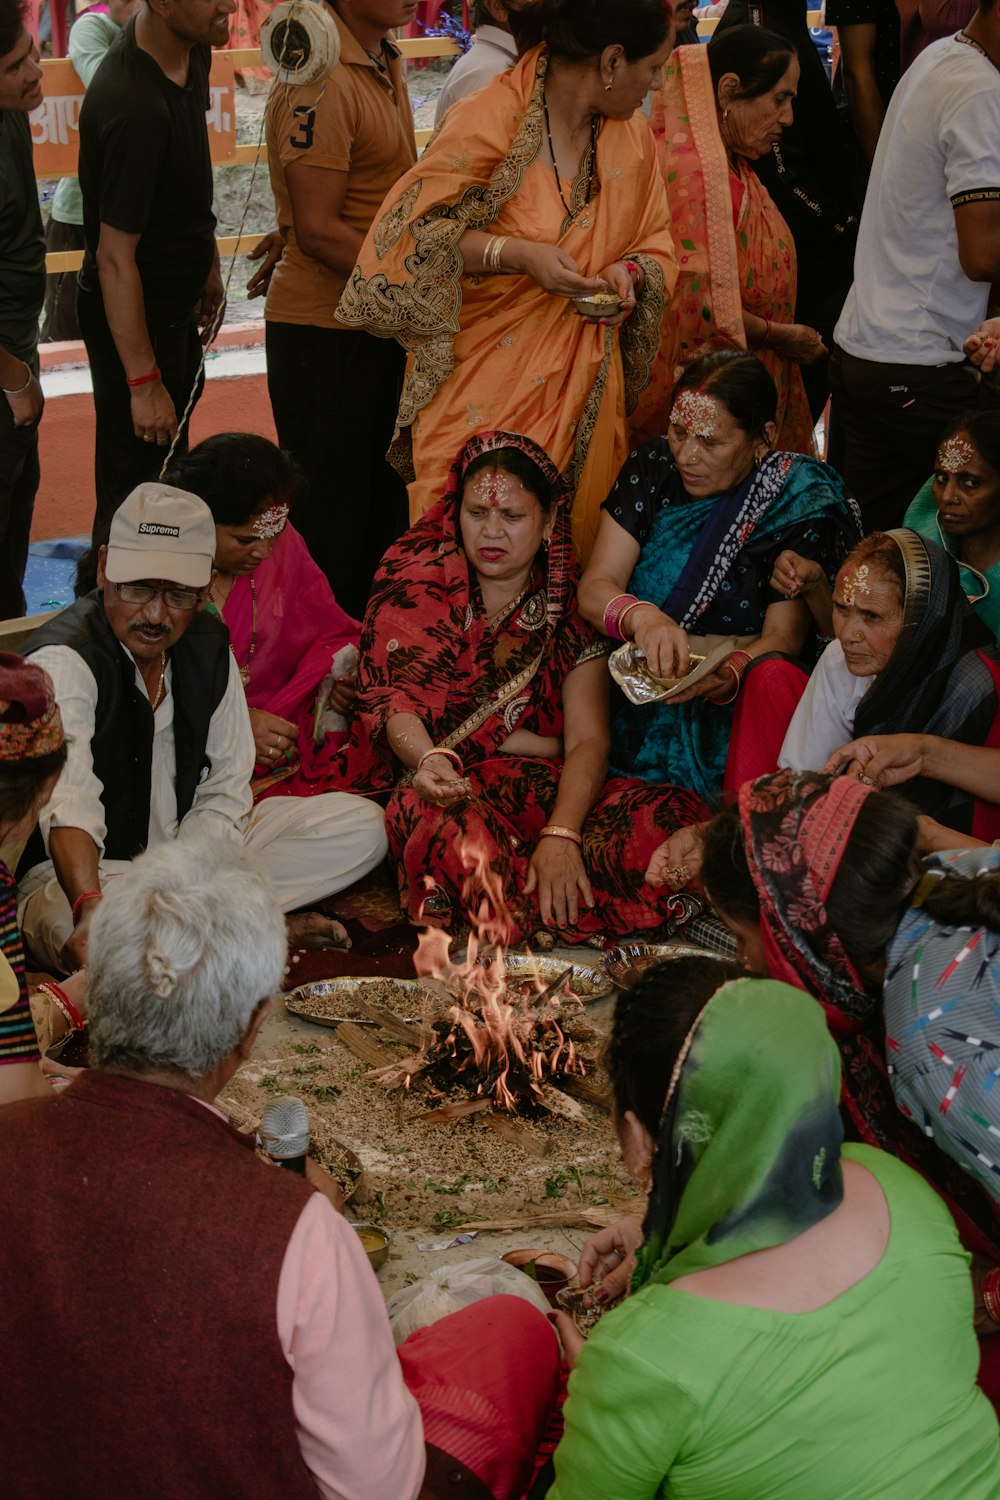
[983,1267,1000,1324]
[416,746,464,775]
[538,824,582,846]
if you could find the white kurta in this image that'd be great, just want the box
[19,642,386,969]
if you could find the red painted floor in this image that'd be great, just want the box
[33,365,275,542]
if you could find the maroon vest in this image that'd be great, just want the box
[2,1070,321,1499]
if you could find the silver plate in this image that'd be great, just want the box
[285,956,612,1027]
[602,943,732,988]
[284,977,423,1028]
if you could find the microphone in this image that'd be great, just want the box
[261,1095,310,1175]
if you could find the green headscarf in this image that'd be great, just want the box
[633,978,845,1289]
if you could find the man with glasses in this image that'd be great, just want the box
[17,483,387,971]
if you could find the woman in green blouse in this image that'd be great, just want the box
[547,959,1000,1500]
[904,409,1000,642]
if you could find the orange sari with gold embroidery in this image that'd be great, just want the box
[633,45,814,454]
[337,46,677,561]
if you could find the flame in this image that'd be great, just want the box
[414,833,586,1114]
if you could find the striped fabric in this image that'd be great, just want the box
[0,859,38,1065]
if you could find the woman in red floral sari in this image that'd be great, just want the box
[336,431,707,944]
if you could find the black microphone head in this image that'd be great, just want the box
[261,1095,310,1161]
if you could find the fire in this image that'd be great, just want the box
[413,835,587,1115]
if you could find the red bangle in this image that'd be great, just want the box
[39,981,84,1032]
[71,888,102,924]
[983,1267,1000,1324]
[126,368,161,389]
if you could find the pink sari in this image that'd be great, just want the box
[218,524,360,797]
[633,45,815,453]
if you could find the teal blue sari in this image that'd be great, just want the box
[608,445,859,802]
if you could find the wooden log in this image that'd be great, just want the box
[349,996,425,1045]
[451,1201,644,1233]
[419,1098,492,1125]
[480,1111,549,1157]
[334,1021,395,1070]
[560,1075,613,1114]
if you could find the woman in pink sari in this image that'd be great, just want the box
[167,434,360,799]
[634,25,822,453]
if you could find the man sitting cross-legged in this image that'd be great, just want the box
[17,481,387,972]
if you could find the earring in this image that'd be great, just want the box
[605,80,613,91]
[722,105,730,122]
[543,536,551,549]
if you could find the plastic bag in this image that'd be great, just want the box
[386,1257,551,1347]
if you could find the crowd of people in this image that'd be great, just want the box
[4,0,1000,1491]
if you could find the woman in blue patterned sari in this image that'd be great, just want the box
[579,349,859,802]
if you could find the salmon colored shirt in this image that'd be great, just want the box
[264,6,416,330]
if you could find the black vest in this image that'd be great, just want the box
[24,593,232,863]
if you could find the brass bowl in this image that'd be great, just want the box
[573,291,622,316]
[353,1222,391,1271]
[501,1248,577,1305]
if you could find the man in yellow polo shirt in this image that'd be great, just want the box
[264,0,417,618]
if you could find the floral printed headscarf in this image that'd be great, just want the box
[739,769,876,1031]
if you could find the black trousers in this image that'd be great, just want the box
[265,321,408,619]
[77,285,204,543]
[829,346,991,533]
[0,356,40,620]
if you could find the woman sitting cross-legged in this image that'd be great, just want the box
[578,349,859,803]
[547,957,1000,1499]
[332,431,708,945]
[165,434,360,799]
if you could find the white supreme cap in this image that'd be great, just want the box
[104,483,216,589]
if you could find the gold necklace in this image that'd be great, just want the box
[211,575,257,687]
[150,651,167,711]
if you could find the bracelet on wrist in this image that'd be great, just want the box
[1,361,33,395]
[37,981,84,1034]
[538,824,582,846]
[707,650,754,707]
[416,746,464,776]
[617,599,656,641]
[126,368,162,389]
[71,888,102,924]
[621,258,642,290]
[603,593,639,641]
[983,1267,1000,1325]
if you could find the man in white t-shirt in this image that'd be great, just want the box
[434,0,518,126]
[831,3,1000,530]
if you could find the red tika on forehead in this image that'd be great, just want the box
[472,469,517,509]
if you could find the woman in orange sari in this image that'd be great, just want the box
[336,0,676,561]
[634,25,822,454]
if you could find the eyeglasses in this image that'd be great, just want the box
[114,582,204,611]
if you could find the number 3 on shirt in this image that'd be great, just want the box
[290,106,316,151]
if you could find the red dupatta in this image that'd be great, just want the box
[335,431,602,794]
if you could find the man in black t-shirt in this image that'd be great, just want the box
[0,0,45,619]
[78,0,231,540]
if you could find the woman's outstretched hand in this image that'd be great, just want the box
[513,241,609,300]
[770,322,828,366]
[770,549,825,600]
[629,606,690,681]
[578,1215,645,1303]
[645,822,707,889]
[824,733,927,787]
[524,836,594,928]
[412,753,472,807]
